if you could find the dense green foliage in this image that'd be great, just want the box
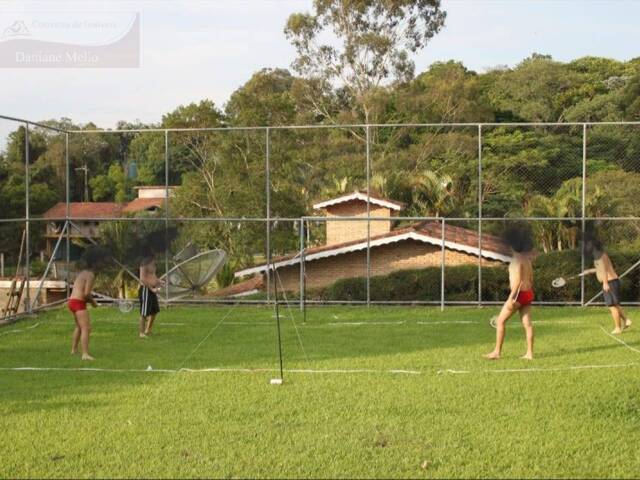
[1,54,639,275]
[2,305,640,477]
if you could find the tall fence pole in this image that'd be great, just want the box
[299,218,305,313]
[65,132,70,298]
[265,127,271,303]
[365,125,371,308]
[164,130,170,306]
[24,123,31,313]
[581,123,587,306]
[477,124,483,307]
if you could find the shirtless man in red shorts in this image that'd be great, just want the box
[68,247,107,360]
[485,225,535,361]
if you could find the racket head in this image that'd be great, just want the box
[552,277,567,288]
[118,300,134,313]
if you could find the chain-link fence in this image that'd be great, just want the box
[2,116,640,321]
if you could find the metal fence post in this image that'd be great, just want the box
[581,123,587,306]
[65,132,70,298]
[299,218,305,312]
[441,217,445,311]
[165,130,170,306]
[477,124,483,307]
[265,127,271,303]
[24,123,31,313]
[366,125,371,308]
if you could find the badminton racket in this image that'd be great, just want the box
[551,272,587,288]
[92,292,134,313]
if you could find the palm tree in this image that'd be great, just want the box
[411,170,454,217]
[526,177,619,253]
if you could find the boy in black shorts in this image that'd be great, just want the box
[139,255,164,338]
[581,239,631,334]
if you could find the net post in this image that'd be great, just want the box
[477,124,483,308]
[24,123,31,314]
[440,217,445,312]
[581,123,587,307]
[273,263,284,383]
[265,127,271,304]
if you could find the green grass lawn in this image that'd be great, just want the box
[2,303,640,478]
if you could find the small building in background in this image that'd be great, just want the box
[0,186,179,313]
[228,191,511,296]
[41,186,175,256]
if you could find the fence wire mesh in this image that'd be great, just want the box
[2,118,640,319]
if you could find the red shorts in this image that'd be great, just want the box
[516,290,534,306]
[68,298,87,313]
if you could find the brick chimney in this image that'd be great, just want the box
[312,192,404,246]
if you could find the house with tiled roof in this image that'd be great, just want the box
[226,192,511,296]
[41,186,175,255]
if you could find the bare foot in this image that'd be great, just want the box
[484,351,501,360]
[611,328,623,335]
[521,353,533,360]
[624,319,632,330]
[139,333,148,339]
[81,354,95,361]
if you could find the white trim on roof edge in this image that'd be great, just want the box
[235,231,511,277]
[312,192,403,211]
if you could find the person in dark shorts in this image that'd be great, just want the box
[138,255,164,338]
[581,238,631,335]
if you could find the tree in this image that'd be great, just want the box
[482,54,579,122]
[284,0,446,125]
[89,164,131,202]
[395,61,493,124]
[410,170,453,217]
[226,68,297,126]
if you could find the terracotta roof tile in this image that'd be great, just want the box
[43,202,123,219]
[122,198,166,213]
[266,221,509,265]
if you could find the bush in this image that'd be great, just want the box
[313,249,640,303]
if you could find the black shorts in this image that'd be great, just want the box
[139,286,160,317]
[603,279,622,307]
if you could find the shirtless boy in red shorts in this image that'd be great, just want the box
[485,225,535,361]
[68,247,107,360]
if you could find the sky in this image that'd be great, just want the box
[1,0,639,145]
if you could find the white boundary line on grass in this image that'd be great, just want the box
[417,320,584,325]
[0,322,40,337]
[327,321,406,326]
[4,361,637,376]
[437,362,640,375]
[600,326,640,355]
[46,320,186,326]
[0,366,422,375]
[417,321,475,325]
[222,322,275,325]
